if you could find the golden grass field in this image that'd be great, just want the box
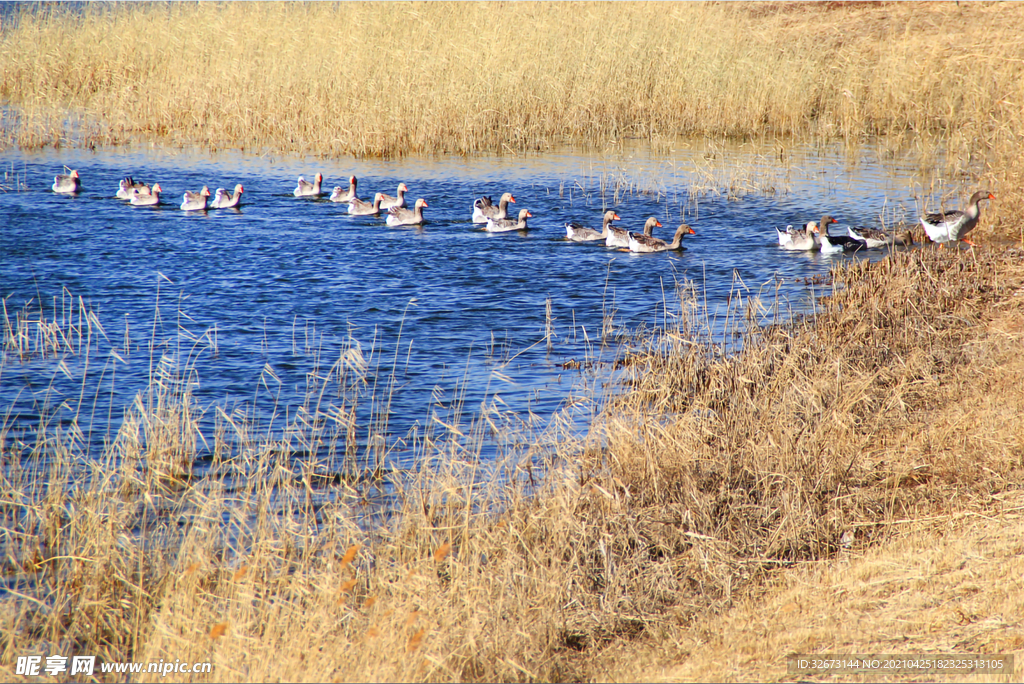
[3,2,1024,682]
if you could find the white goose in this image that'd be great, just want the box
[565,210,620,242]
[776,222,814,247]
[779,221,820,251]
[484,208,532,233]
[130,183,162,206]
[52,169,80,194]
[608,216,660,248]
[919,191,994,248]
[293,173,323,197]
[329,176,358,203]
[348,192,385,216]
[211,184,243,209]
[385,198,428,226]
[378,182,409,210]
[180,186,211,211]
[117,177,151,200]
[472,193,516,223]
[629,223,695,253]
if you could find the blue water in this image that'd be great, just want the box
[0,140,927,470]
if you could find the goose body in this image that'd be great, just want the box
[211,184,244,209]
[348,192,385,216]
[566,211,620,242]
[378,183,408,210]
[919,191,994,247]
[130,183,162,206]
[329,176,358,203]
[385,198,428,226]
[484,208,532,233]
[776,222,814,247]
[117,177,151,200]
[847,226,915,249]
[628,223,695,253]
[294,173,323,197]
[180,186,211,211]
[779,221,820,251]
[819,233,863,254]
[609,216,660,248]
[52,169,80,194]
[472,193,516,223]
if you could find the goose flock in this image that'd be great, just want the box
[49,168,995,253]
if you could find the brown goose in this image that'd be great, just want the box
[117,177,151,200]
[348,192,385,216]
[211,184,244,209]
[130,183,162,206]
[629,223,695,253]
[608,216,660,248]
[472,192,516,223]
[180,186,211,211]
[294,173,323,197]
[52,169,80,194]
[484,208,532,233]
[565,210,620,242]
[378,182,408,210]
[919,191,994,247]
[329,176,358,203]
[385,198,428,226]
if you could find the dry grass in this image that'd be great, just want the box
[3,246,1024,682]
[2,2,1024,160]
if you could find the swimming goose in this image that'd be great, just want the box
[484,208,532,233]
[609,216,660,248]
[472,193,516,223]
[776,222,814,247]
[385,198,428,226]
[117,177,151,200]
[130,183,162,206]
[211,184,244,209]
[329,176,358,203]
[52,169,80,194]
[180,186,211,211]
[919,191,994,247]
[819,232,864,254]
[378,182,409,210]
[348,192,385,216]
[847,226,915,249]
[779,221,820,251]
[293,173,323,197]
[628,223,695,253]
[565,210,620,242]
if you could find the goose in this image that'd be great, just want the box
[779,221,820,251]
[628,223,695,253]
[776,222,814,247]
[484,208,532,233]
[117,177,151,200]
[378,182,409,210]
[211,184,244,209]
[329,176,358,203]
[819,232,864,254]
[565,210,620,242]
[348,192,385,216]
[609,216,660,248]
[293,173,323,197]
[472,192,516,223]
[130,183,162,206]
[180,185,211,211]
[385,198,428,226]
[919,191,994,247]
[52,169,80,194]
[847,226,915,249]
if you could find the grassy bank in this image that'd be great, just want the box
[2,2,1023,161]
[3,247,1024,682]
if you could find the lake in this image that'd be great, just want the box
[0,138,937,472]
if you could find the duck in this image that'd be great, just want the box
[609,216,660,248]
[378,182,409,210]
[180,185,211,211]
[293,173,323,197]
[484,208,532,233]
[847,226,915,249]
[628,223,695,253]
[52,169,80,194]
[565,210,620,242]
[472,192,516,223]
[211,184,244,209]
[919,191,994,247]
[116,177,151,200]
[348,192,385,216]
[385,198,428,226]
[130,183,162,206]
[779,221,820,251]
[329,176,358,203]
